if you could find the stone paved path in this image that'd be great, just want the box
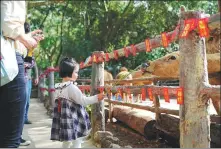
[20,98,96,148]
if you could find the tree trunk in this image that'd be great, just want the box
[179,11,210,148]
[91,51,105,139]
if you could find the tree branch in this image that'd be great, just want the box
[55,1,70,65]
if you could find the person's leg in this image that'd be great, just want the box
[72,139,82,148]
[24,79,32,123]
[62,141,72,148]
[0,53,26,148]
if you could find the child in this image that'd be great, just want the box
[50,57,104,148]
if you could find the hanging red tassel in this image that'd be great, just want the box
[141,88,146,101]
[198,18,209,38]
[114,50,118,60]
[126,88,132,100]
[177,87,184,105]
[131,45,136,56]
[124,47,129,57]
[147,88,153,101]
[92,54,97,63]
[161,32,169,48]
[105,53,109,61]
[189,19,197,30]
[145,39,151,52]
[97,54,104,63]
[86,86,90,94]
[163,88,170,103]
[180,19,196,38]
[98,87,104,93]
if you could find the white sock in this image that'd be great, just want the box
[62,141,72,148]
[72,139,82,148]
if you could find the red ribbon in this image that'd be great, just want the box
[105,53,110,61]
[161,32,169,48]
[147,88,153,101]
[177,87,184,105]
[141,88,146,101]
[131,45,136,56]
[163,88,170,103]
[145,39,151,52]
[198,18,209,38]
[124,47,129,57]
[114,50,119,60]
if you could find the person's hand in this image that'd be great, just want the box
[16,34,38,50]
[97,93,105,101]
[31,30,44,42]
[34,78,39,86]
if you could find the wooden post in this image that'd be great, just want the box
[179,10,211,148]
[108,95,113,123]
[153,81,160,122]
[38,68,42,99]
[39,72,46,102]
[48,67,55,111]
[218,0,221,12]
[91,51,105,139]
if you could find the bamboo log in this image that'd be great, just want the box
[105,99,179,116]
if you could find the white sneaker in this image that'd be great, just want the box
[20,138,31,146]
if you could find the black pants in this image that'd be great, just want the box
[0,53,26,148]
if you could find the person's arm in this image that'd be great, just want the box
[1,1,26,39]
[1,1,42,50]
[68,84,99,106]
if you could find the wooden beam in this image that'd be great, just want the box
[105,76,178,84]
[78,85,180,95]
[202,85,221,96]
[82,13,220,68]
[105,99,179,116]
[27,0,65,8]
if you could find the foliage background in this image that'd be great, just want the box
[27,0,218,79]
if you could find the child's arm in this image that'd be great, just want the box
[69,85,104,106]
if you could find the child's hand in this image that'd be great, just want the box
[97,93,105,101]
